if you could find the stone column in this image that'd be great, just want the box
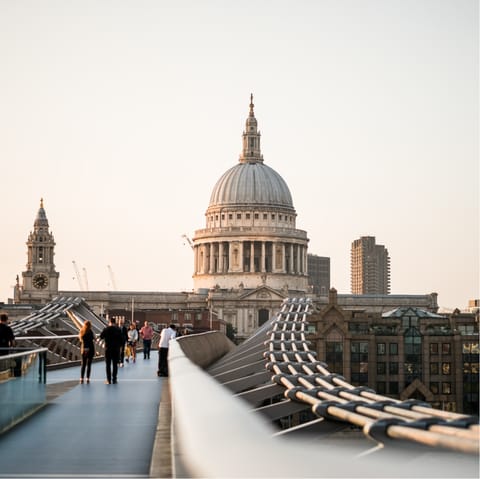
[218,242,224,273]
[297,245,301,274]
[287,243,295,274]
[304,246,308,274]
[261,241,266,272]
[203,245,208,274]
[209,243,215,273]
[239,241,244,272]
[250,242,255,272]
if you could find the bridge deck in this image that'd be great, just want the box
[0,357,166,478]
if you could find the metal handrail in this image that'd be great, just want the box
[168,334,479,478]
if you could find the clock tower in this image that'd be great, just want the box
[15,199,60,304]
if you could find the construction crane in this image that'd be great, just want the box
[181,234,194,250]
[72,261,85,291]
[82,267,89,291]
[107,265,117,291]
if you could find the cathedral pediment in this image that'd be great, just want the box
[238,286,286,301]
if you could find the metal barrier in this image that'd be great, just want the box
[0,348,47,434]
[266,298,479,455]
[168,305,479,478]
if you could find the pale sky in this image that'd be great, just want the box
[0,0,478,310]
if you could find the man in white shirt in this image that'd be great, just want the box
[157,324,176,377]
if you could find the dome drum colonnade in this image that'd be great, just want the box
[193,96,309,293]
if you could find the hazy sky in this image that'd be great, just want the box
[0,0,478,310]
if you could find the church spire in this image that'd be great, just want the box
[239,94,263,164]
[34,197,49,229]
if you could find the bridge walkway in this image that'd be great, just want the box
[0,356,169,478]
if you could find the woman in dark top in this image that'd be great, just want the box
[79,320,95,384]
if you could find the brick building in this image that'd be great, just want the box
[308,289,479,413]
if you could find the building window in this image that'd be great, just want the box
[377,382,386,394]
[254,213,259,219]
[326,341,343,375]
[404,325,422,385]
[442,362,451,375]
[172,312,178,322]
[430,382,439,394]
[389,362,398,375]
[246,214,250,219]
[237,214,241,219]
[279,215,282,220]
[263,213,267,220]
[271,214,275,220]
[221,214,225,220]
[430,362,439,375]
[184,313,191,322]
[349,323,368,334]
[351,341,368,385]
[195,313,202,321]
[442,343,451,354]
[377,362,386,374]
[462,342,479,414]
[430,343,439,354]
[402,316,418,329]
[377,343,386,355]
[389,343,398,355]
[442,382,452,394]
[389,382,399,395]
[458,324,476,335]
[229,214,233,220]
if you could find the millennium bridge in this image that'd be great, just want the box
[0,297,478,478]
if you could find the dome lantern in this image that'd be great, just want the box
[240,93,263,164]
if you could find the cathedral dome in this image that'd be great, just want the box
[208,95,294,211]
[193,96,309,298]
[209,162,293,209]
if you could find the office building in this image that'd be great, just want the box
[307,254,330,295]
[351,236,390,294]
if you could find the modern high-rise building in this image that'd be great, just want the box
[351,236,390,294]
[307,254,330,295]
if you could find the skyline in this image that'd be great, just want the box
[0,0,478,310]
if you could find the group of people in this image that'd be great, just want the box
[78,318,176,384]
[0,312,177,384]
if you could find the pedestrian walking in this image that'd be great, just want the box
[0,313,15,356]
[79,320,95,384]
[118,318,128,367]
[157,324,176,377]
[127,322,139,363]
[100,317,123,384]
[139,321,154,359]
